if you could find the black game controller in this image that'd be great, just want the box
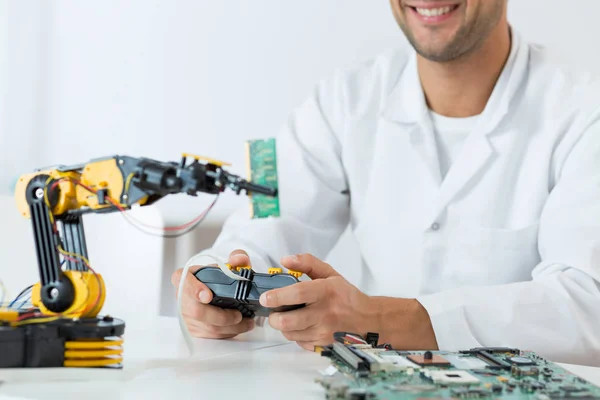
[194,266,305,318]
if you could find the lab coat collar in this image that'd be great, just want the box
[380,27,529,132]
[477,27,528,134]
[380,49,426,124]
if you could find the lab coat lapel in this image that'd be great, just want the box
[380,52,442,188]
[379,30,530,224]
[436,29,529,215]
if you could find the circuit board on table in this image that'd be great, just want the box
[315,332,600,399]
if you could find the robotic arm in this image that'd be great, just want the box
[13,153,277,319]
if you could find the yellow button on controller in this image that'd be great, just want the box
[225,264,251,272]
[268,267,283,275]
[288,270,303,279]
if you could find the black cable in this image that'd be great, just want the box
[8,285,34,308]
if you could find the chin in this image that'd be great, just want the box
[413,39,456,60]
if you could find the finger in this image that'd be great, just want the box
[280,253,341,279]
[296,341,320,351]
[282,328,320,343]
[259,279,327,308]
[181,297,244,326]
[268,308,319,332]
[210,318,255,335]
[171,265,202,288]
[174,268,215,304]
[188,318,255,337]
[228,249,252,268]
[172,267,214,304]
[188,323,238,340]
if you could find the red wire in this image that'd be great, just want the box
[16,311,39,321]
[50,177,212,232]
[71,179,214,232]
[344,335,365,344]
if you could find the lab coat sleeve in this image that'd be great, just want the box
[195,74,351,272]
[417,117,600,366]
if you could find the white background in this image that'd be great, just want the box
[1,0,600,315]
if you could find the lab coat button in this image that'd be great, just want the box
[431,222,440,231]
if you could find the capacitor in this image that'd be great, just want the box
[507,356,535,366]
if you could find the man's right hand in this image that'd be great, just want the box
[171,250,255,339]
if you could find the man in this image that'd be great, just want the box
[173,0,600,365]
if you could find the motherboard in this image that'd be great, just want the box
[315,332,600,399]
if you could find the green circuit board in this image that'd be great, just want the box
[245,138,280,219]
[315,336,600,400]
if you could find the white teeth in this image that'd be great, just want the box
[416,6,453,17]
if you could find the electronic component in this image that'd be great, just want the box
[320,333,422,373]
[325,382,350,398]
[366,350,419,371]
[246,138,280,218]
[365,332,379,347]
[385,384,437,393]
[317,333,600,400]
[560,385,586,392]
[507,356,536,366]
[491,384,503,393]
[459,347,517,370]
[407,352,451,367]
[334,332,369,345]
[424,370,480,385]
[445,354,490,369]
[512,365,540,378]
[194,266,304,318]
[468,347,521,353]
[345,388,375,400]
[450,387,491,398]
[347,347,380,372]
[333,342,368,371]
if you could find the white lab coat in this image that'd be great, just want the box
[202,31,600,365]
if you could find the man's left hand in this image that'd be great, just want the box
[259,253,438,351]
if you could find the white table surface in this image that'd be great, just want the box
[1,315,600,400]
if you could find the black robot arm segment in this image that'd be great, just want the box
[131,155,278,200]
[208,168,278,197]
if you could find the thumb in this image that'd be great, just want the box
[171,267,213,304]
[280,253,341,280]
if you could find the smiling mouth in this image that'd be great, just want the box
[405,3,461,22]
[411,5,459,17]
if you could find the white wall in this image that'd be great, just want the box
[2,0,600,314]
[508,1,600,70]
[0,1,51,193]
